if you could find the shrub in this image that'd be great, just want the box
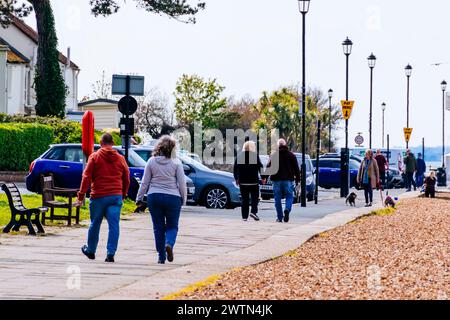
[0,123,53,171]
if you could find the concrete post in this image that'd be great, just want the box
[0,45,8,113]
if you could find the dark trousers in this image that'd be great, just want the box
[148,193,182,262]
[406,172,416,190]
[240,184,259,219]
[425,187,435,198]
[363,183,373,204]
[380,171,386,187]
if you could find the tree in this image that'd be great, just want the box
[226,95,259,131]
[174,74,227,135]
[0,0,206,116]
[253,86,342,156]
[90,70,112,100]
[134,88,175,138]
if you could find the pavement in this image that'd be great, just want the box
[0,187,408,300]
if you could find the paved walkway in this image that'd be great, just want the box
[0,188,409,300]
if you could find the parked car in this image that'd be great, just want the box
[133,146,241,209]
[316,158,359,189]
[26,144,195,202]
[258,153,316,202]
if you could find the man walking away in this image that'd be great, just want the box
[266,139,300,223]
[403,149,417,192]
[416,153,426,188]
[78,133,130,263]
[375,149,388,188]
[234,141,263,221]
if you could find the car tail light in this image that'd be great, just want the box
[29,161,35,173]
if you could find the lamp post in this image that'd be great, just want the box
[328,89,333,152]
[368,53,376,149]
[441,80,447,168]
[381,102,386,149]
[341,37,353,198]
[405,64,412,148]
[298,0,310,207]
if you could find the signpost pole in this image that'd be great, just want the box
[315,119,321,204]
[124,75,130,164]
[386,134,390,194]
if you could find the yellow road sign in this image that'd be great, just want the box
[341,100,355,120]
[404,127,413,142]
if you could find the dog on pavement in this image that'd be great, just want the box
[346,192,357,206]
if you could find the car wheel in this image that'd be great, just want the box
[204,186,229,209]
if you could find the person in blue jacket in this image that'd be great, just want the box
[415,153,426,188]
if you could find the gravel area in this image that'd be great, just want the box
[177,194,449,300]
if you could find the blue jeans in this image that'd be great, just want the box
[87,195,123,256]
[147,193,182,262]
[416,173,424,187]
[272,180,294,221]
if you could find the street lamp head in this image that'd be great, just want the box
[441,80,447,91]
[328,89,333,98]
[367,53,377,68]
[381,102,386,111]
[298,0,310,14]
[405,64,413,77]
[342,37,353,56]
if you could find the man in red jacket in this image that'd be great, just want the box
[78,133,130,263]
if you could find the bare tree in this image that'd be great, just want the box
[134,88,174,138]
[90,70,112,100]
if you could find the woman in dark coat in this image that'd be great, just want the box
[233,141,263,221]
[424,171,436,198]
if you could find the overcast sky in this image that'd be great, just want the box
[25,0,450,149]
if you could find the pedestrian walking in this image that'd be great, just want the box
[375,149,388,188]
[78,133,130,263]
[416,153,426,188]
[265,139,300,223]
[135,136,187,264]
[403,149,417,191]
[424,171,437,198]
[357,149,380,207]
[233,141,263,222]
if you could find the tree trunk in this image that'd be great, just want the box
[30,0,67,117]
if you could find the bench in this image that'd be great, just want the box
[1,183,47,235]
[41,174,81,225]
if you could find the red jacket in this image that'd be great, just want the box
[79,147,130,200]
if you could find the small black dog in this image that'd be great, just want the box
[384,195,396,208]
[346,192,357,206]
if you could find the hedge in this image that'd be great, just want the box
[0,114,123,145]
[0,123,54,171]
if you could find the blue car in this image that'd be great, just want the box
[26,144,195,202]
[258,153,316,202]
[316,157,359,189]
[133,147,241,209]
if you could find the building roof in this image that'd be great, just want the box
[10,15,80,70]
[78,98,119,107]
[0,37,30,64]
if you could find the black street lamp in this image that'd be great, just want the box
[405,64,412,148]
[341,37,353,198]
[328,88,333,152]
[368,53,377,149]
[298,0,310,207]
[381,102,386,149]
[441,80,447,168]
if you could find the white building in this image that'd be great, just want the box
[0,16,79,115]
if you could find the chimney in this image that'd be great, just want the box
[66,47,71,67]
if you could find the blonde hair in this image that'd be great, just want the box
[243,141,256,152]
[366,149,373,158]
[152,135,177,158]
[429,171,436,179]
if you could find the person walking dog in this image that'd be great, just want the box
[234,141,263,221]
[266,139,300,223]
[375,149,388,187]
[79,133,130,263]
[136,136,187,264]
[357,149,380,207]
[404,149,417,192]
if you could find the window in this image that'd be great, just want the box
[64,148,83,163]
[45,147,65,161]
[135,150,151,162]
